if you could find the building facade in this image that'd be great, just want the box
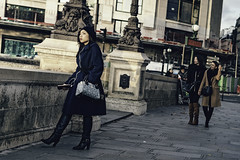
[0,0,226,69]
[235,17,240,77]
[97,0,223,48]
[0,0,68,59]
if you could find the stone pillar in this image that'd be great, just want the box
[108,50,149,100]
[107,50,150,115]
[34,38,78,73]
[155,0,168,39]
[45,0,58,24]
[198,0,210,42]
[106,0,150,115]
[0,0,6,18]
[0,30,3,54]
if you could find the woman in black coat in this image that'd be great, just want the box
[41,26,106,150]
[186,56,205,125]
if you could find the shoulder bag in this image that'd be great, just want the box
[201,85,212,96]
[75,75,100,99]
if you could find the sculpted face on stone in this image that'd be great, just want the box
[54,0,92,34]
[65,9,79,32]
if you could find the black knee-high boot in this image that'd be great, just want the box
[41,113,72,147]
[202,106,209,128]
[73,116,92,150]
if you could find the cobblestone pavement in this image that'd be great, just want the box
[0,100,240,160]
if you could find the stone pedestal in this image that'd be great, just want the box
[107,49,150,115]
[34,38,78,73]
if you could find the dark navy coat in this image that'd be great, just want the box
[63,42,106,116]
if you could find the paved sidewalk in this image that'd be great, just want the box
[221,93,240,103]
[0,101,240,160]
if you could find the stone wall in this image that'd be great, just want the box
[0,67,101,151]
[0,54,40,70]
[144,72,178,109]
[0,67,70,151]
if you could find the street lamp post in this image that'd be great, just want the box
[161,48,172,75]
[235,47,239,78]
[190,24,200,64]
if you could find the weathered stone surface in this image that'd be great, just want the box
[144,72,178,109]
[106,97,147,115]
[0,67,102,151]
[107,49,150,101]
[34,38,78,73]
[0,67,70,151]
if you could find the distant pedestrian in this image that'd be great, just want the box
[166,68,173,77]
[178,65,187,81]
[186,56,206,125]
[41,26,106,150]
[198,61,222,128]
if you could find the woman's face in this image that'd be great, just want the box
[194,57,199,65]
[79,30,90,45]
[210,62,217,70]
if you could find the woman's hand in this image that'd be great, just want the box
[57,84,71,90]
[63,84,71,90]
[218,65,222,71]
[198,91,201,96]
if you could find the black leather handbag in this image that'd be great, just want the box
[201,86,212,96]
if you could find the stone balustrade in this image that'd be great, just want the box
[144,72,178,109]
[0,67,101,151]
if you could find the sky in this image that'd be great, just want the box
[221,0,240,29]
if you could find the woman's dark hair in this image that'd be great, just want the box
[195,55,203,66]
[77,28,95,51]
[77,29,95,44]
[212,61,219,68]
[77,30,84,51]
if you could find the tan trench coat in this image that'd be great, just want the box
[198,69,221,107]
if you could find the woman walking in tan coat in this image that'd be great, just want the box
[198,61,222,128]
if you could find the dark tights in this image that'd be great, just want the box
[203,96,214,126]
[82,116,93,139]
[202,106,214,123]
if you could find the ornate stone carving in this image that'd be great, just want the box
[118,0,143,52]
[53,0,93,40]
[130,0,138,16]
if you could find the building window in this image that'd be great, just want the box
[114,20,128,35]
[167,0,200,24]
[5,4,45,23]
[2,38,38,58]
[114,19,142,35]
[165,28,192,44]
[116,0,143,14]
[58,0,69,2]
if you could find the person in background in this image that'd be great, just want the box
[198,61,222,128]
[187,56,206,125]
[166,68,173,77]
[178,65,187,81]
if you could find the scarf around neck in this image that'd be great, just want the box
[207,69,218,85]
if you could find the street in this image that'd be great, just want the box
[0,100,240,160]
